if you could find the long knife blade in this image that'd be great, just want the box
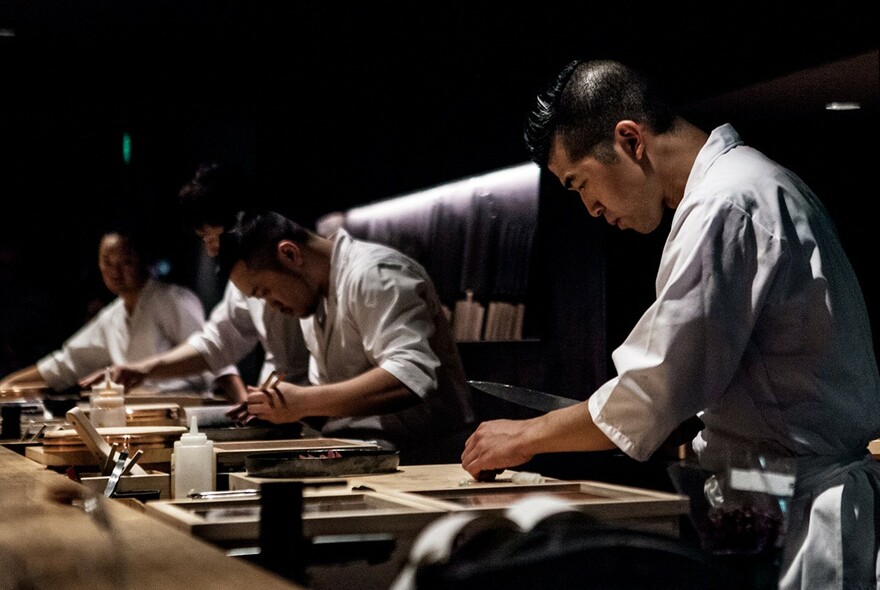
[469,381,578,413]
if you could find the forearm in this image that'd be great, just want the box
[461,400,618,479]
[0,365,46,390]
[519,401,617,455]
[138,343,210,379]
[215,374,248,404]
[299,367,418,417]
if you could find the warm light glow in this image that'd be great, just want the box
[825,101,861,111]
[345,162,539,223]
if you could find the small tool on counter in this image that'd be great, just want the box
[102,442,120,475]
[120,448,144,476]
[187,489,260,499]
[103,450,129,497]
[19,419,35,442]
[66,407,147,475]
[26,423,48,442]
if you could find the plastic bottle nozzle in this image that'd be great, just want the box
[190,416,199,434]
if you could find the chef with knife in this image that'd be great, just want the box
[461,59,880,589]
[214,210,477,465]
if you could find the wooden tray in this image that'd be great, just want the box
[42,425,186,451]
[145,490,448,545]
[26,444,174,467]
[0,382,48,400]
[213,437,381,472]
[244,448,400,478]
[389,481,690,522]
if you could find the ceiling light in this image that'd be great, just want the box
[825,101,861,111]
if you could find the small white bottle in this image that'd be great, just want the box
[90,368,126,428]
[172,416,215,498]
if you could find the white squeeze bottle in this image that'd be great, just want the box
[172,416,215,498]
[90,367,126,428]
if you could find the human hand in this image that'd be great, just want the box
[460,419,536,480]
[225,402,252,426]
[244,373,304,424]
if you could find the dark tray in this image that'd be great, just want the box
[244,448,400,478]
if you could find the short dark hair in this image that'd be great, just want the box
[524,60,676,168]
[100,221,156,268]
[177,162,254,231]
[216,210,314,277]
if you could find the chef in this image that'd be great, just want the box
[79,162,310,404]
[216,210,477,465]
[0,228,233,396]
[461,59,880,589]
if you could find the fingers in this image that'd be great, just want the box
[225,402,252,426]
[241,382,288,425]
[252,381,287,409]
[461,422,510,479]
[476,469,503,482]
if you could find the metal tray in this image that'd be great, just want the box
[245,448,400,478]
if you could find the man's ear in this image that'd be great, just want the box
[614,120,645,161]
[277,240,302,268]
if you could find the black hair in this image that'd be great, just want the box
[177,162,256,231]
[216,210,313,278]
[524,60,676,168]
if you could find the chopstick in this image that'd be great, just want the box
[102,442,120,475]
[266,371,287,390]
[227,370,290,427]
[120,449,144,476]
[258,370,287,390]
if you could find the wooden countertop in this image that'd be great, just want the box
[0,445,302,590]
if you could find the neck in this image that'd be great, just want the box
[653,118,709,209]
[119,277,147,314]
[302,236,334,296]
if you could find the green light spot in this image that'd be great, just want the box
[122,132,132,164]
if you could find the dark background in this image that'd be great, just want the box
[0,2,877,379]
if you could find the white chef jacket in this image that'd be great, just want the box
[300,229,476,464]
[187,280,310,386]
[38,278,219,392]
[588,124,880,588]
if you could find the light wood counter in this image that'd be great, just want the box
[0,445,302,590]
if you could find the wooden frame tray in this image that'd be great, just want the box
[387,480,690,522]
[145,490,449,545]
